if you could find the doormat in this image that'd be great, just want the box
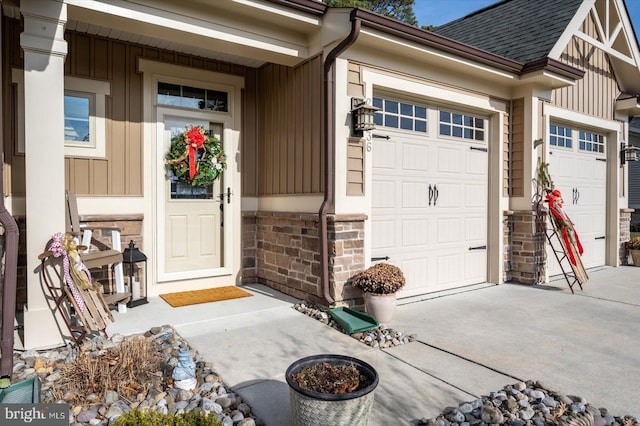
[160,286,252,307]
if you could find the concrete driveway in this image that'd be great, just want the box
[108,266,640,424]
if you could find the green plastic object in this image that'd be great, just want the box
[0,377,41,403]
[328,307,379,334]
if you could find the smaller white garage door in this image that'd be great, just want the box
[547,124,607,276]
[372,97,488,298]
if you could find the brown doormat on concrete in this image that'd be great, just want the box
[159,286,252,307]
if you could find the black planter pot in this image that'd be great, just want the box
[286,354,379,426]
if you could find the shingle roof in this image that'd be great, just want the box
[431,0,583,64]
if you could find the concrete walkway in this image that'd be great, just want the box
[108,266,640,425]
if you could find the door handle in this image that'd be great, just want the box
[572,188,577,205]
[575,188,580,205]
[433,185,439,206]
[428,184,433,206]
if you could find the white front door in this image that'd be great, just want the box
[157,111,228,281]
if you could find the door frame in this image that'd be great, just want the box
[156,108,232,282]
[140,59,244,294]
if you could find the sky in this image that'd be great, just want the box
[414,0,640,32]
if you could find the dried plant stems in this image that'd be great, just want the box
[50,336,161,405]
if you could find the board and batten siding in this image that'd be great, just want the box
[256,56,324,196]
[552,13,620,120]
[2,19,254,197]
[503,105,510,197]
[629,129,640,209]
[510,98,525,197]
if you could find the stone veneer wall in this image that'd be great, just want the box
[620,208,633,265]
[9,215,143,310]
[245,212,366,306]
[508,210,546,285]
[503,211,513,283]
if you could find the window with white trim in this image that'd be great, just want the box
[64,91,94,146]
[579,130,605,153]
[373,97,427,133]
[549,124,573,148]
[12,72,110,157]
[64,77,110,158]
[438,110,485,141]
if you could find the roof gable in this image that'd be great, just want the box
[432,0,583,64]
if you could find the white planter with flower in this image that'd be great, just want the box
[351,263,406,324]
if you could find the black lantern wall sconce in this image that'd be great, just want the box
[620,142,640,166]
[351,97,380,137]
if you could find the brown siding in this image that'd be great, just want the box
[347,62,364,98]
[503,104,510,197]
[3,19,253,197]
[243,69,259,196]
[553,14,620,120]
[347,138,364,195]
[511,98,525,197]
[256,56,324,195]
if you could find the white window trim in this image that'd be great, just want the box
[11,70,110,158]
[438,107,488,143]
[64,76,110,158]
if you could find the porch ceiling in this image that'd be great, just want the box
[66,19,267,68]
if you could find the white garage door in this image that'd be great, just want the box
[371,98,488,298]
[547,124,607,276]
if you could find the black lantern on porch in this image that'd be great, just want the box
[122,240,148,308]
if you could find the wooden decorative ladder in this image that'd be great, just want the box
[545,215,588,294]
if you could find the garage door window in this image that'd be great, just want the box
[549,124,573,148]
[579,131,605,153]
[439,110,485,141]
[373,97,427,133]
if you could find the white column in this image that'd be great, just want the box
[21,0,68,349]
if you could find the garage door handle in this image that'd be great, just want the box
[595,236,605,240]
[433,185,439,206]
[428,184,433,206]
[469,245,487,250]
[575,188,580,205]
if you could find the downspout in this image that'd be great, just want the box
[320,11,360,303]
[0,10,20,381]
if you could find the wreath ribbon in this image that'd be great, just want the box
[186,128,206,179]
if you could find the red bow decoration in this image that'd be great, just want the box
[186,127,206,179]
[546,189,584,265]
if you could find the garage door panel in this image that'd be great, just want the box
[373,180,396,208]
[433,182,463,208]
[402,142,431,172]
[437,146,463,173]
[465,216,486,241]
[402,219,429,247]
[372,220,396,250]
[436,253,461,285]
[400,258,429,290]
[402,182,430,208]
[466,150,488,175]
[436,217,461,244]
[465,184,488,208]
[464,250,487,281]
[373,140,396,169]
